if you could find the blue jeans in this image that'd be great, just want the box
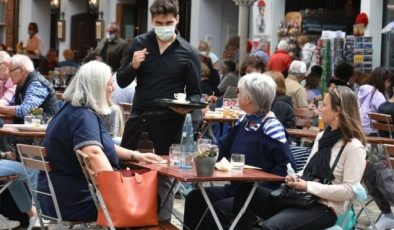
[0,159,38,213]
[233,183,337,230]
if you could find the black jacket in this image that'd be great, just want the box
[272,95,295,128]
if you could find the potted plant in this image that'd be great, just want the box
[194,145,218,177]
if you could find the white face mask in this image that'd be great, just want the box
[154,25,175,41]
[106,33,116,41]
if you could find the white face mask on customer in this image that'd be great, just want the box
[106,33,116,41]
[154,25,176,41]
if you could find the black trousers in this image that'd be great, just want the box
[233,183,337,230]
[120,111,185,155]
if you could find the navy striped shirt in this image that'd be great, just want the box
[236,114,287,143]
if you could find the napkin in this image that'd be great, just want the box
[215,158,231,171]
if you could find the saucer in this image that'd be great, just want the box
[172,99,190,104]
[155,98,208,109]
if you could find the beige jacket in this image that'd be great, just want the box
[301,132,366,215]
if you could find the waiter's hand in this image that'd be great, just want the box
[169,106,192,114]
[131,48,149,69]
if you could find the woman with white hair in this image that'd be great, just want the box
[38,61,163,221]
[0,51,16,106]
[183,73,295,230]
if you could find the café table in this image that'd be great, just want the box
[0,124,46,143]
[287,128,394,145]
[122,158,284,230]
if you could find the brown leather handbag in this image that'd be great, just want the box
[95,169,159,228]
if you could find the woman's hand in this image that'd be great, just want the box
[134,152,165,164]
[285,175,308,191]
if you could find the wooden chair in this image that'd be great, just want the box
[368,112,394,138]
[75,150,115,230]
[293,108,316,146]
[294,108,315,129]
[383,144,394,168]
[119,102,132,120]
[16,144,64,230]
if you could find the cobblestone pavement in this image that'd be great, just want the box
[172,193,387,230]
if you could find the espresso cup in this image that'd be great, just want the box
[174,93,186,102]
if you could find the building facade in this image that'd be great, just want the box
[0,0,390,68]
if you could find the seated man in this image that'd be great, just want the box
[0,54,59,124]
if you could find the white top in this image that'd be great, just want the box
[300,132,366,215]
[208,52,219,64]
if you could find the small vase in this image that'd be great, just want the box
[194,156,216,177]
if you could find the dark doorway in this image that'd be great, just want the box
[178,0,191,41]
[50,12,59,51]
[117,0,148,43]
[70,13,97,63]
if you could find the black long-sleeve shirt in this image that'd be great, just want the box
[117,30,201,112]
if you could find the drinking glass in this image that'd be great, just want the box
[24,114,33,125]
[169,144,181,166]
[231,153,245,173]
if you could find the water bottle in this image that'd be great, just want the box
[286,163,296,176]
[179,114,195,169]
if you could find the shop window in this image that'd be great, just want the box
[285,0,361,35]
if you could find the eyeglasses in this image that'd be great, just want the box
[9,66,21,74]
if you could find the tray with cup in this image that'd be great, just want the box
[155,93,208,109]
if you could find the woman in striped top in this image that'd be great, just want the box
[183,73,295,230]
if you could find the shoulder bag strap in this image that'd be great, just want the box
[324,144,346,184]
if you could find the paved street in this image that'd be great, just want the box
[171,188,387,230]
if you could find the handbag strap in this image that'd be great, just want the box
[324,144,346,184]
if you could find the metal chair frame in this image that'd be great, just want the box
[75,150,115,230]
[16,144,64,230]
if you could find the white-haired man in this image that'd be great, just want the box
[285,60,308,108]
[95,22,128,71]
[0,54,59,124]
[268,39,293,75]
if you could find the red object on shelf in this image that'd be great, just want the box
[355,13,368,27]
